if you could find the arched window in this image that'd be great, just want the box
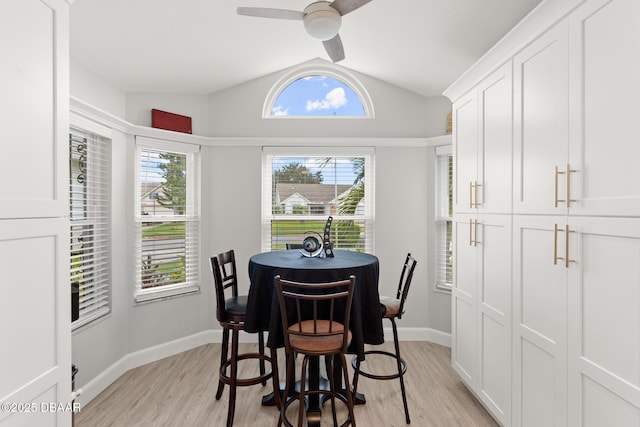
[264,62,373,118]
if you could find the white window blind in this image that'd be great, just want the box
[135,138,200,302]
[70,127,111,329]
[435,145,453,291]
[262,147,374,253]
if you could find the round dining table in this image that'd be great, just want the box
[244,249,385,425]
[245,249,384,359]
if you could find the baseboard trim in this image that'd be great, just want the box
[390,327,451,347]
[76,326,450,406]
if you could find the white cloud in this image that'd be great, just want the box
[271,105,289,116]
[303,75,326,82]
[305,87,347,111]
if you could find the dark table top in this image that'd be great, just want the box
[245,249,384,360]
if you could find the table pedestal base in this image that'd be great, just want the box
[262,355,364,426]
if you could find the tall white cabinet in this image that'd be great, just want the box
[452,61,513,425]
[447,0,640,425]
[0,1,72,426]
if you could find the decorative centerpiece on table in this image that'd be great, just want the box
[299,216,335,258]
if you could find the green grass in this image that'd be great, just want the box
[142,222,185,237]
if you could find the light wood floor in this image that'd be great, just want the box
[76,341,498,427]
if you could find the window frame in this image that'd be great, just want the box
[69,119,112,330]
[134,137,201,303]
[263,62,374,119]
[262,146,375,253]
[435,144,453,292]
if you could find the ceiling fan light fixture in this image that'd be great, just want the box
[303,2,342,41]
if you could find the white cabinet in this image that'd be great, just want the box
[452,60,514,425]
[453,214,512,425]
[568,0,640,217]
[453,63,513,215]
[0,0,69,219]
[567,216,640,426]
[512,215,568,427]
[452,214,478,385]
[515,0,640,218]
[0,219,71,426]
[0,1,71,426]
[450,0,640,425]
[513,21,569,216]
[453,91,478,214]
[513,214,640,427]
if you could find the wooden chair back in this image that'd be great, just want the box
[210,249,239,323]
[275,275,355,357]
[395,253,417,319]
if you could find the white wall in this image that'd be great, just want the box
[70,60,126,119]
[206,63,451,138]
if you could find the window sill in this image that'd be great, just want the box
[135,284,200,304]
[434,283,452,294]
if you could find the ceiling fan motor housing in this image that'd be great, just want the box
[303,1,342,41]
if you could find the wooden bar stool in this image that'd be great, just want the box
[210,250,279,427]
[351,253,417,424]
[275,275,357,427]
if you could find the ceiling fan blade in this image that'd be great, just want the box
[237,7,304,20]
[329,0,372,16]
[323,34,345,62]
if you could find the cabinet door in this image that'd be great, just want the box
[512,215,568,427]
[567,216,640,425]
[452,213,478,386]
[0,0,69,219]
[0,218,71,426]
[477,63,513,214]
[453,91,479,214]
[476,214,512,424]
[568,0,640,217]
[513,22,569,215]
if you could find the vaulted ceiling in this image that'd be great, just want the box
[70,0,542,97]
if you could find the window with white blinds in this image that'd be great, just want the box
[135,138,200,302]
[435,145,453,291]
[262,147,374,253]
[70,127,111,329]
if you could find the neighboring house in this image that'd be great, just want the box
[140,183,175,216]
[275,183,361,215]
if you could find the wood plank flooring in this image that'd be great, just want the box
[76,341,498,427]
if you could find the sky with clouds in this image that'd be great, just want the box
[271,75,365,117]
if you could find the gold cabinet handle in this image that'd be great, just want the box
[554,223,575,268]
[565,224,570,268]
[554,223,566,266]
[555,166,566,207]
[553,223,559,265]
[566,164,571,208]
[474,219,479,247]
[474,181,481,208]
[555,164,577,208]
[469,218,474,246]
[470,181,475,209]
[566,164,577,208]
[469,219,479,247]
[554,167,559,208]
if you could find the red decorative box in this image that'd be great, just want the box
[151,109,192,134]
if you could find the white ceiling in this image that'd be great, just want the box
[70,0,542,97]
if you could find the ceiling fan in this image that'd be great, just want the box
[237,0,372,62]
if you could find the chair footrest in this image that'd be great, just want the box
[220,352,272,387]
[351,350,407,381]
[280,389,353,427]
